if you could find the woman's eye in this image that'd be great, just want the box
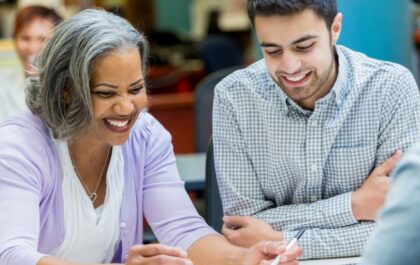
[93,91,115,98]
[129,86,144,95]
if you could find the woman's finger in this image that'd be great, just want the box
[128,254,193,265]
[128,244,188,258]
[268,245,303,264]
[256,240,287,256]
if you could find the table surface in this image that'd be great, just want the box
[301,257,360,265]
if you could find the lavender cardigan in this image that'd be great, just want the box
[0,112,215,265]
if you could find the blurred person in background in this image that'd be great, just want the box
[14,5,62,73]
[0,5,62,123]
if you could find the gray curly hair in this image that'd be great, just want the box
[26,9,149,139]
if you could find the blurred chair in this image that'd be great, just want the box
[205,136,223,232]
[194,66,239,152]
[199,34,244,73]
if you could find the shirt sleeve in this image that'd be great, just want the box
[359,144,420,265]
[375,67,420,166]
[0,125,49,265]
[141,118,217,251]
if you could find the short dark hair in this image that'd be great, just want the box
[247,0,337,30]
[13,5,62,38]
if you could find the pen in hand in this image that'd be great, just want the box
[269,229,305,265]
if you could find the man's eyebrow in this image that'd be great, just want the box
[291,35,318,45]
[260,42,281,48]
[260,35,318,48]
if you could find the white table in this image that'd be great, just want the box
[301,257,360,265]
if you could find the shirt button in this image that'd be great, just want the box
[120,222,127,228]
[311,120,318,127]
[310,164,318,172]
[310,195,318,202]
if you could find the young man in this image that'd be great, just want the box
[212,0,420,259]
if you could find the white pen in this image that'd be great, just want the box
[269,229,305,265]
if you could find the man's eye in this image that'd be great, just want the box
[129,86,144,95]
[265,49,281,56]
[93,91,115,98]
[296,43,315,52]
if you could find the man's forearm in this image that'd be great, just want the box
[244,192,357,231]
[283,222,375,260]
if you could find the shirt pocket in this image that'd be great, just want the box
[323,145,376,196]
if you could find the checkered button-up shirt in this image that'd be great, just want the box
[213,45,420,259]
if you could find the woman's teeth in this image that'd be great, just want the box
[106,119,129,127]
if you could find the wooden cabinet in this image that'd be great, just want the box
[148,92,195,154]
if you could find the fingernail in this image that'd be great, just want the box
[279,255,288,262]
[272,242,286,252]
[394,150,402,157]
[184,260,193,265]
[177,247,187,257]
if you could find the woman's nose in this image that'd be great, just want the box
[114,94,135,114]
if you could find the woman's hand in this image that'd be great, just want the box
[243,240,302,265]
[126,244,193,265]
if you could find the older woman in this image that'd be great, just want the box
[0,9,301,265]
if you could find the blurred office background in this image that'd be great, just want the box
[1,0,419,171]
[1,0,420,170]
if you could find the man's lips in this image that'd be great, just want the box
[279,71,312,86]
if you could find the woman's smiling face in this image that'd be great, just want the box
[86,47,147,146]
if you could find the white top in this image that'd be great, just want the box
[51,139,124,263]
[0,65,27,123]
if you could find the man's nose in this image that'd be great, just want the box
[277,51,302,74]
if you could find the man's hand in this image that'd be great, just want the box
[222,215,283,248]
[352,150,402,221]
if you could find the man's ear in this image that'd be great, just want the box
[331,13,343,45]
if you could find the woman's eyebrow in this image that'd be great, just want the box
[91,83,118,89]
[92,78,144,89]
[129,78,144,86]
